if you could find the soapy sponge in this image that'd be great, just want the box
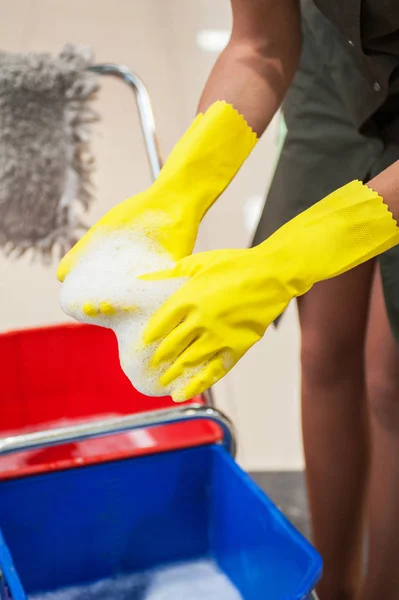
[59,228,199,397]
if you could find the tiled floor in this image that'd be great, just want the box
[250,471,311,540]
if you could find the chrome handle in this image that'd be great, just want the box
[89,63,163,181]
[0,404,236,458]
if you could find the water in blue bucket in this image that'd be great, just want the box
[30,559,242,600]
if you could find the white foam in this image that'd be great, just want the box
[143,560,243,599]
[60,229,200,398]
[30,559,243,600]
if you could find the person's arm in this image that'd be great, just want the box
[198,0,301,136]
[370,161,399,223]
[59,2,301,285]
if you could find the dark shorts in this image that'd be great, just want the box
[253,0,399,341]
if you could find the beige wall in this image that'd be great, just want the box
[0,0,304,470]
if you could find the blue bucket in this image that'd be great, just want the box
[0,445,321,599]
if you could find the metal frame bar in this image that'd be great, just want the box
[89,64,163,180]
[0,403,236,458]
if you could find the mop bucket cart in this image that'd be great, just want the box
[0,66,322,598]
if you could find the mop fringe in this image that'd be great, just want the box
[0,44,99,262]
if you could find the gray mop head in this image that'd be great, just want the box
[0,44,99,261]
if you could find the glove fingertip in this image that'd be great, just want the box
[57,261,68,282]
[171,389,190,403]
[159,362,180,386]
[142,325,159,345]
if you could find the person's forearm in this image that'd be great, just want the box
[198,0,301,136]
[369,161,399,224]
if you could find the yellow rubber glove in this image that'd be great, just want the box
[57,101,257,282]
[142,181,399,401]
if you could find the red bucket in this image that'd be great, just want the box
[0,323,221,480]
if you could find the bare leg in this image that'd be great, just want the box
[298,262,375,600]
[362,268,399,600]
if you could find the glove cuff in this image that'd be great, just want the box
[154,101,258,221]
[254,180,399,297]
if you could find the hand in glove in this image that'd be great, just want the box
[142,181,399,401]
[57,101,257,282]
